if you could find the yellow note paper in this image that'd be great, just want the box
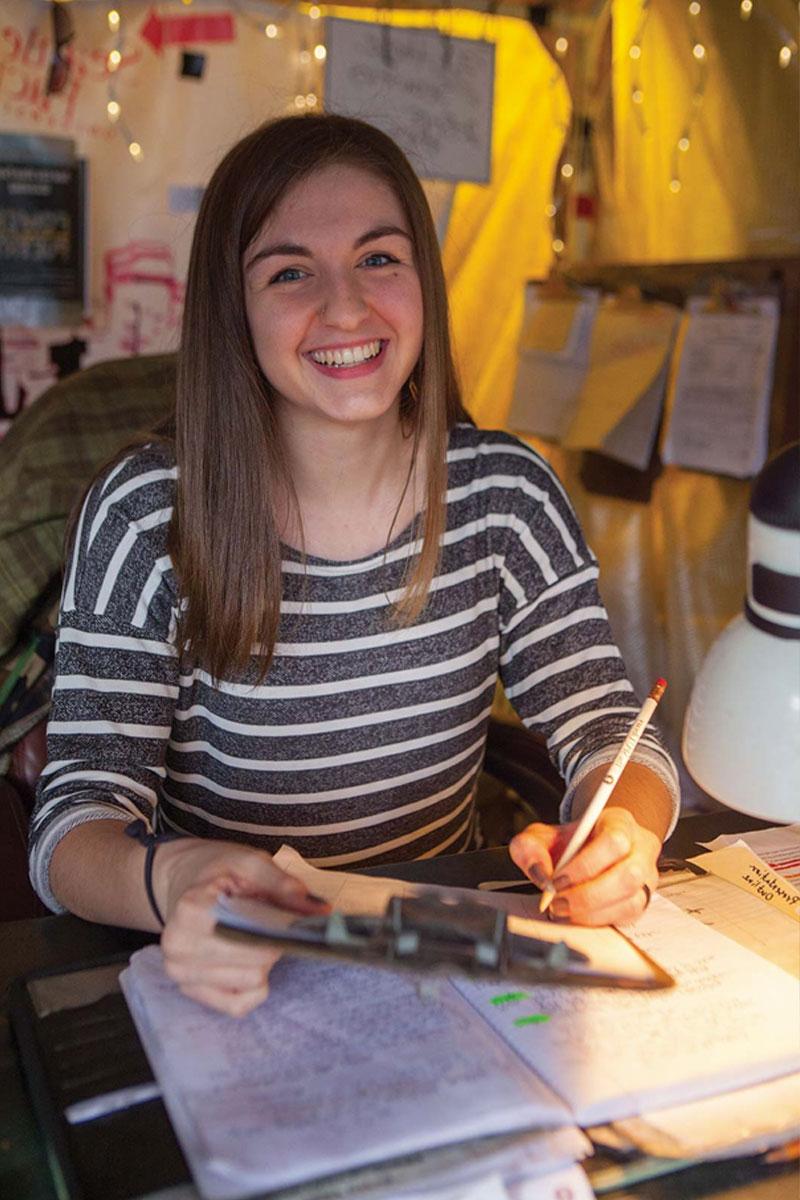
[563,303,679,450]
[519,299,581,354]
[689,842,800,922]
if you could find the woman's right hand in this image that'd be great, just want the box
[153,839,329,1017]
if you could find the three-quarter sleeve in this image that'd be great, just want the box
[29,446,181,911]
[492,439,679,830]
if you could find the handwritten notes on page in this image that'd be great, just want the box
[658,870,799,978]
[689,842,800,921]
[508,288,599,442]
[325,20,494,183]
[454,894,800,1126]
[121,947,575,1200]
[661,296,779,478]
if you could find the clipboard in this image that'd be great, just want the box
[214,890,675,991]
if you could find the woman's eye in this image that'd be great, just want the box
[269,266,306,284]
[361,252,396,268]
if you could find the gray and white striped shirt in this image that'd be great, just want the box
[29,424,679,910]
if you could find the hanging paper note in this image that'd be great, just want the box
[562,300,679,469]
[661,296,779,478]
[508,286,599,442]
[325,20,494,183]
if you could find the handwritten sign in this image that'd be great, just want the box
[689,842,800,922]
[325,19,494,183]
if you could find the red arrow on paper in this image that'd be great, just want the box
[140,9,235,53]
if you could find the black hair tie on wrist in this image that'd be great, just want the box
[125,819,184,928]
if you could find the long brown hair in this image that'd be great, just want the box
[172,113,465,682]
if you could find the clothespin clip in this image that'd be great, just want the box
[536,265,579,302]
[702,278,749,314]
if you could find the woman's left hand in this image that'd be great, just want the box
[509,806,661,926]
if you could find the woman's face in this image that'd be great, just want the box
[243,163,424,435]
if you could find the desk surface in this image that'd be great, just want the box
[1,811,796,1200]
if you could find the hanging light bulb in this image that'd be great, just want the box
[688,1,701,14]
[554,37,568,56]
[632,87,644,104]
[265,23,279,38]
[778,45,793,67]
[552,238,565,254]
[129,141,143,161]
[678,134,691,152]
[692,42,706,60]
[106,99,121,121]
[309,4,322,17]
[560,162,574,179]
[740,0,753,17]
[294,94,307,109]
[669,178,682,193]
[314,43,326,60]
[107,9,120,32]
[629,43,642,60]
[545,202,557,218]
[107,48,122,70]
[299,48,311,65]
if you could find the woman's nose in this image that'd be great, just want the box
[318,273,368,327]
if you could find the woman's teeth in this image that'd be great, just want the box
[309,340,382,367]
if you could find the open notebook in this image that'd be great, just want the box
[120,848,800,1200]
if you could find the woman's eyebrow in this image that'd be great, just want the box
[246,225,412,272]
[354,224,412,247]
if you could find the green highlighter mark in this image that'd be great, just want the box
[490,991,528,1007]
[513,1013,551,1027]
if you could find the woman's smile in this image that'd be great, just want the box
[304,338,387,377]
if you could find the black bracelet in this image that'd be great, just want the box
[125,819,184,928]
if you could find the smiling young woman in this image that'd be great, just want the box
[30,115,680,1017]
[174,117,464,684]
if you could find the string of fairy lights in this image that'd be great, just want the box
[620,0,797,197]
[94,0,798,187]
[543,0,798,257]
[100,1,329,160]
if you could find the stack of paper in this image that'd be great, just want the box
[121,850,800,1200]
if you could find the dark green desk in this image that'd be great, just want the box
[1,812,796,1200]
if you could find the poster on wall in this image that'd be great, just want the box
[325,19,494,184]
[0,134,86,328]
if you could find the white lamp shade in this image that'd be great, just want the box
[683,614,800,822]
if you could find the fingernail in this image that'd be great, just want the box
[553,874,570,891]
[551,898,569,917]
[527,865,551,890]
[306,892,329,905]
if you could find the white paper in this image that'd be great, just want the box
[662,296,779,477]
[325,21,494,184]
[614,1072,800,1161]
[121,945,575,1200]
[453,894,800,1126]
[508,288,599,442]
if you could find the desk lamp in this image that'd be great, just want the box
[683,442,800,822]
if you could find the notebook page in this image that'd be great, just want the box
[121,946,574,1200]
[452,894,800,1126]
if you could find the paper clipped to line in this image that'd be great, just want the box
[661,295,779,478]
